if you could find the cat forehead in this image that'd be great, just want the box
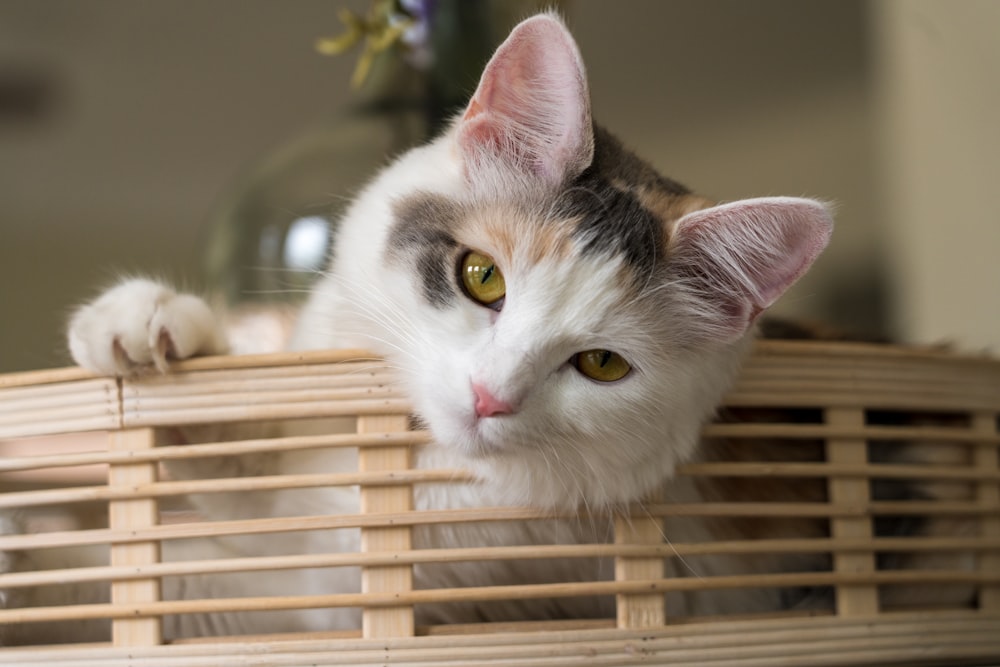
[389,182,697,282]
[385,126,713,308]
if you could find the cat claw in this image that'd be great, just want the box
[154,327,176,373]
[109,328,173,374]
[68,279,228,376]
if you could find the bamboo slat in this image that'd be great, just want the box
[702,422,1000,444]
[0,364,96,389]
[107,428,162,646]
[0,468,473,509]
[165,348,375,372]
[3,500,996,554]
[3,570,1000,626]
[357,414,415,638]
[729,342,1000,412]
[120,358,409,427]
[0,377,119,438]
[0,430,433,473]
[825,408,878,616]
[122,397,415,427]
[614,493,665,628]
[5,536,1000,590]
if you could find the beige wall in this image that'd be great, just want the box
[1,1,994,373]
[0,1,362,372]
[872,0,1000,351]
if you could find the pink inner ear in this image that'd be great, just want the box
[457,14,593,185]
[670,197,833,339]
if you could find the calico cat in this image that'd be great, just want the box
[6,13,838,643]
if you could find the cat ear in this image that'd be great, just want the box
[457,13,594,186]
[669,197,833,340]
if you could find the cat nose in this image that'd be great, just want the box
[471,382,514,418]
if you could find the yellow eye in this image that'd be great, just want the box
[573,349,632,382]
[460,250,506,309]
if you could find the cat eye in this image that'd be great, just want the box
[572,349,632,382]
[459,250,506,310]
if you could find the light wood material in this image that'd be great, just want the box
[0,430,432,474]
[0,612,997,666]
[703,421,1000,444]
[824,408,879,616]
[121,359,410,428]
[614,497,665,628]
[107,428,162,646]
[357,414,414,638]
[0,342,998,664]
[0,377,120,438]
[974,412,1000,611]
[1,500,995,554]
[4,536,999,591]
[0,467,472,509]
[2,569,999,626]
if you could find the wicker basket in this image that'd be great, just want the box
[0,340,997,665]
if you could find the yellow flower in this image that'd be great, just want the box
[316,1,416,89]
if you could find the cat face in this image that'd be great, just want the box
[333,13,832,509]
[386,188,721,508]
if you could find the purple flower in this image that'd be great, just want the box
[397,0,436,69]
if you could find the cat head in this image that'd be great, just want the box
[358,13,832,509]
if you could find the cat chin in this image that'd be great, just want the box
[434,417,521,461]
[428,424,668,510]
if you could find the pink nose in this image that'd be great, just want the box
[472,382,514,418]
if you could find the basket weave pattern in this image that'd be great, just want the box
[0,341,998,665]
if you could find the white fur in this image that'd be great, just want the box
[68,278,228,375]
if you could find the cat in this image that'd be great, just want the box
[4,13,839,644]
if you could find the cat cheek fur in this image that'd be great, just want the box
[405,258,684,508]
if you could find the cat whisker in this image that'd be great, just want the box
[296,282,423,360]
[637,502,704,581]
[330,276,430,354]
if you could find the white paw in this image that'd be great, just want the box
[67,279,228,376]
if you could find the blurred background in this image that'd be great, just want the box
[0,0,997,374]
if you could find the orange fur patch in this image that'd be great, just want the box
[625,185,713,230]
[463,206,575,267]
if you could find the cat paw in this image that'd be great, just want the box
[67,279,228,376]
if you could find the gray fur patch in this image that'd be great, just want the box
[562,127,690,282]
[387,193,461,308]
[564,173,662,278]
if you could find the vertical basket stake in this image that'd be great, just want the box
[357,413,415,638]
[614,490,666,628]
[825,407,879,616]
[108,427,163,646]
[973,412,1000,610]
